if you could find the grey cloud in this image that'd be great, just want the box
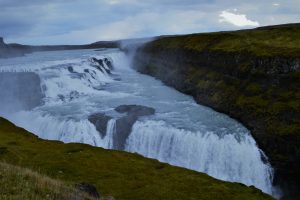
[0,0,298,44]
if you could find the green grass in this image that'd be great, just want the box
[0,162,99,200]
[148,23,300,57]
[0,117,273,200]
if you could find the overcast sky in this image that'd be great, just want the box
[1,0,299,45]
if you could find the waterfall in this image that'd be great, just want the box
[7,111,104,147]
[125,120,274,195]
[104,119,116,149]
[0,49,278,197]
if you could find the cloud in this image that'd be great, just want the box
[0,0,298,44]
[219,10,260,27]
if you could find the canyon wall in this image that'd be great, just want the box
[132,24,300,199]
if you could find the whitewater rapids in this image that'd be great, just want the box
[0,49,277,196]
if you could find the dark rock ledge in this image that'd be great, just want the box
[88,105,155,150]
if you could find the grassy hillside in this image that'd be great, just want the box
[0,117,273,200]
[0,162,98,200]
[151,23,300,57]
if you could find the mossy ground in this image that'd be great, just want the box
[151,23,300,57]
[0,117,273,200]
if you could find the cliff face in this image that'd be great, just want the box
[132,24,300,199]
[0,37,120,59]
[0,37,5,46]
[0,37,28,58]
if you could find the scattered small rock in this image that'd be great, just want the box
[68,66,74,73]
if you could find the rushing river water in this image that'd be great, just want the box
[0,49,276,196]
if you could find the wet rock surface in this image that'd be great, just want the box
[88,105,155,150]
[115,105,155,117]
[88,113,112,138]
[90,57,114,74]
[114,105,155,150]
[0,37,5,47]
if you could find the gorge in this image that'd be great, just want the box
[0,23,299,200]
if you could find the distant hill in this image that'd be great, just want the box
[0,37,120,58]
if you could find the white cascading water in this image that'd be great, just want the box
[125,120,273,194]
[0,49,277,197]
[104,119,116,149]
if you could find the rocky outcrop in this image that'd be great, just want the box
[0,37,5,47]
[131,24,300,199]
[0,72,44,112]
[88,105,155,150]
[115,105,155,117]
[90,57,114,74]
[75,182,100,199]
[114,105,155,150]
[0,37,25,58]
[88,113,112,138]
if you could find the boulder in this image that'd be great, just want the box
[115,105,155,117]
[0,37,5,47]
[104,58,114,70]
[90,57,113,74]
[75,182,100,199]
[67,66,74,73]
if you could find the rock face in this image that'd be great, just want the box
[88,113,112,138]
[115,105,155,117]
[0,72,44,113]
[75,182,100,199]
[131,25,300,199]
[0,37,5,47]
[88,105,155,150]
[90,57,113,74]
[0,37,28,58]
[0,37,8,57]
[114,105,155,150]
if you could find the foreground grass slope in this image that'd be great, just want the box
[0,162,97,200]
[0,117,273,200]
[152,23,300,57]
